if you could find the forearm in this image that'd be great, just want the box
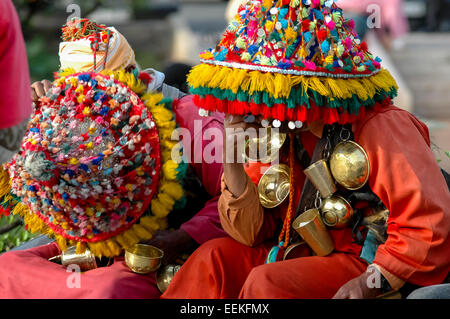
[223,162,248,198]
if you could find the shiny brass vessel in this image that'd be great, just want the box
[329,141,370,190]
[304,159,337,198]
[245,128,287,163]
[258,164,290,209]
[156,264,182,293]
[125,244,164,274]
[48,246,97,272]
[320,195,354,228]
[292,208,335,257]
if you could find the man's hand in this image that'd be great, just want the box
[142,229,196,265]
[31,80,52,103]
[332,270,383,299]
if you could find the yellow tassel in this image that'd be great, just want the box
[132,223,153,240]
[76,241,87,255]
[160,182,183,201]
[162,160,179,180]
[106,239,123,256]
[0,166,11,197]
[187,64,398,101]
[151,198,171,218]
[139,216,161,232]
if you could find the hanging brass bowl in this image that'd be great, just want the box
[258,164,290,209]
[320,195,354,228]
[245,128,287,163]
[329,141,370,190]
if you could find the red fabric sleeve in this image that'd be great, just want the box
[357,107,450,286]
[174,95,228,244]
[0,0,32,129]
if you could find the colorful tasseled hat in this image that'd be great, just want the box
[0,68,187,257]
[188,0,399,126]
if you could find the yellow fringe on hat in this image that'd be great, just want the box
[187,63,398,101]
[0,166,11,198]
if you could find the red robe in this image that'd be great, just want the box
[162,105,450,299]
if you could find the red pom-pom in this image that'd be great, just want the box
[301,20,311,31]
[360,41,369,52]
[317,29,328,41]
[226,50,242,62]
[282,0,291,5]
[222,30,236,46]
[138,72,153,85]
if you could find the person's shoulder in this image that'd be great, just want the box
[354,105,430,144]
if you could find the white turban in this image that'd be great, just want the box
[59,27,136,72]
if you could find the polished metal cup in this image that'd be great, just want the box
[125,244,164,274]
[304,159,337,198]
[257,164,290,209]
[292,209,335,257]
[321,195,354,228]
[58,246,97,272]
[156,264,182,293]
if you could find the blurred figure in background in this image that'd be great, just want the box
[0,0,33,164]
[338,0,409,50]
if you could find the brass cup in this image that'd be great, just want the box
[245,128,287,163]
[58,246,98,272]
[304,159,337,198]
[258,164,290,209]
[321,195,354,228]
[292,209,335,257]
[156,264,182,293]
[125,244,164,274]
[329,141,370,190]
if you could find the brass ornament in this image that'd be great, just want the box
[125,244,164,274]
[156,264,182,293]
[303,159,337,198]
[245,128,287,163]
[320,195,354,228]
[329,141,370,190]
[48,246,98,272]
[292,208,335,257]
[258,164,290,209]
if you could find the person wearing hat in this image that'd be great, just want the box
[161,0,450,299]
[0,0,33,165]
[0,19,227,298]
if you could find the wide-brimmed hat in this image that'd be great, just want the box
[0,69,186,257]
[188,0,398,126]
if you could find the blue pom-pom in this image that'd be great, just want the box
[279,8,289,19]
[247,45,259,56]
[80,164,89,172]
[214,48,228,61]
[78,74,91,82]
[99,106,109,116]
[304,31,312,42]
[321,39,330,53]
[314,9,323,20]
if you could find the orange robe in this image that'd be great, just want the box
[162,106,450,299]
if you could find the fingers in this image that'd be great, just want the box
[31,80,52,102]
